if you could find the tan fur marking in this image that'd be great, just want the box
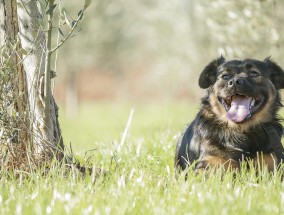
[199,155,239,171]
[209,93,227,120]
[252,152,277,172]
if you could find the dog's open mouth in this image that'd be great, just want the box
[220,94,265,123]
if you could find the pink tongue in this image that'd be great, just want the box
[226,95,252,122]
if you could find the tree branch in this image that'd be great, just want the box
[50,11,83,54]
[44,0,55,133]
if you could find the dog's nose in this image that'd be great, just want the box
[228,79,244,87]
[228,80,234,86]
[236,79,244,85]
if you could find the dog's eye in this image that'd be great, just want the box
[249,71,260,78]
[222,74,230,80]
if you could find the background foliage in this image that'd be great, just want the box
[55,0,284,102]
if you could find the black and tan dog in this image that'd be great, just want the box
[175,56,284,173]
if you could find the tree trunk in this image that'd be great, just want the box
[0,0,25,119]
[0,0,30,167]
[16,0,64,159]
[0,0,64,168]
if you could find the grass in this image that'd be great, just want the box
[1,102,284,215]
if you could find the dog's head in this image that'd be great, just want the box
[199,56,284,128]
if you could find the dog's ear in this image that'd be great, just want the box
[265,57,284,90]
[198,56,225,89]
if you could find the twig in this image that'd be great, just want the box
[50,11,83,54]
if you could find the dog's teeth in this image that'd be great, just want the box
[251,99,255,107]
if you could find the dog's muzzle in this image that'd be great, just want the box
[220,94,265,123]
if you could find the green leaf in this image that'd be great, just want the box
[58,28,64,36]
[46,3,57,15]
[20,48,28,56]
[71,20,76,28]
[84,0,91,10]
[36,0,45,16]
[78,10,84,20]
[60,7,67,21]
[65,15,72,29]
[61,9,72,29]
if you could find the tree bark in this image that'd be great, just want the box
[16,0,64,159]
[0,0,64,167]
[0,0,27,117]
[0,0,29,161]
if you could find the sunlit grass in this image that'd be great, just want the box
[59,102,198,152]
[1,102,284,215]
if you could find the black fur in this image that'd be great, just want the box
[175,57,284,172]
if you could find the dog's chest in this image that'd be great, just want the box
[195,122,271,157]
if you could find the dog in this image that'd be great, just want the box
[175,56,284,173]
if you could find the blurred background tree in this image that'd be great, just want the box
[54,0,284,115]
